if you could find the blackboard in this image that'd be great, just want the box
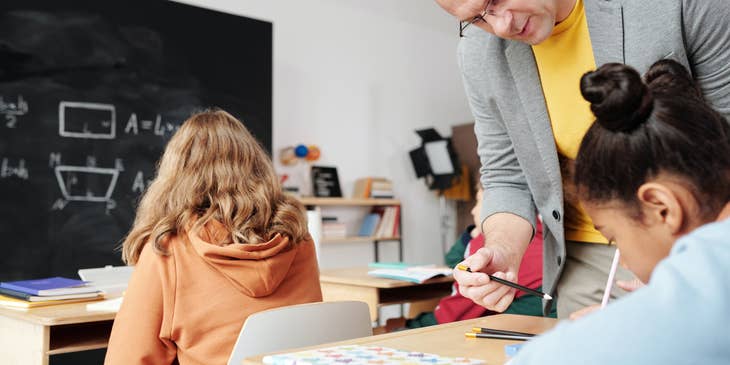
[0,0,272,281]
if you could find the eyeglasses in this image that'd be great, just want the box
[458,0,497,37]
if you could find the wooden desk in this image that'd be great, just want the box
[0,298,119,365]
[319,268,454,321]
[243,314,557,364]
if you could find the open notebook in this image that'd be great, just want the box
[367,264,453,284]
[263,345,485,365]
[78,265,133,296]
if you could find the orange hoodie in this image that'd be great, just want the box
[105,221,323,365]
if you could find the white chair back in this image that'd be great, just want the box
[227,300,372,365]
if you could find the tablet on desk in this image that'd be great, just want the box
[78,265,133,296]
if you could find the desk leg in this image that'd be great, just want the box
[0,315,50,365]
[320,282,379,322]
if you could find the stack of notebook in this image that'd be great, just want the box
[0,276,103,309]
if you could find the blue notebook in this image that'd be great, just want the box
[0,277,96,296]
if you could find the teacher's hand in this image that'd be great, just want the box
[454,244,521,313]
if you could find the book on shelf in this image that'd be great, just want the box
[0,293,104,309]
[0,276,100,296]
[263,344,485,365]
[352,177,372,199]
[367,263,453,284]
[358,213,381,236]
[392,205,400,237]
[322,222,347,238]
[370,180,393,190]
[370,191,394,199]
[374,206,391,237]
[352,177,394,199]
[0,286,103,302]
[372,206,399,238]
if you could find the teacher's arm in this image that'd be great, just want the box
[683,0,730,118]
[453,37,536,312]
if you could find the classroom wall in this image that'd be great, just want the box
[174,0,475,267]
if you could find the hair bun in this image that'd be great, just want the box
[580,63,653,132]
[644,59,703,100]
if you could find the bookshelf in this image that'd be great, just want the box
[299,197,400,206]
[298,197,402,262]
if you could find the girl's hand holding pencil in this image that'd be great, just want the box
[616,278,644,292]
[569,276,645,320]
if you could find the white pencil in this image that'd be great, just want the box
[601,248,621,308]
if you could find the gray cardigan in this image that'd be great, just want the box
[457,0,730,314]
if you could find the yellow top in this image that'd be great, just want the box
[531,0,607,244]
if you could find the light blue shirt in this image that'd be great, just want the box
[510,218,730,364]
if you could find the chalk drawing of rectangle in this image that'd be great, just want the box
[59,101,116,139]
[54,166,119,202]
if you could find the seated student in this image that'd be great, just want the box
[509,60,730,364]
[105,110,323,365]
[407,185,552,328]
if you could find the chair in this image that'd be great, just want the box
[227,300,373,365]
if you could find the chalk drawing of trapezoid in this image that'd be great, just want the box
[59,101,116,139]
[54,165,119,202]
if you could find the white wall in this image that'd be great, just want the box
[175,0,474,268]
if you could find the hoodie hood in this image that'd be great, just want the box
[187,220,302,297]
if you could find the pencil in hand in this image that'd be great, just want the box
[456,264,553,300]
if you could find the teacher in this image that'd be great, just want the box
[435,0,730,317]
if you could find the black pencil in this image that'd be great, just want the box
[456,264,553,300]
[464,332,531,341]
[471,327,535,337]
